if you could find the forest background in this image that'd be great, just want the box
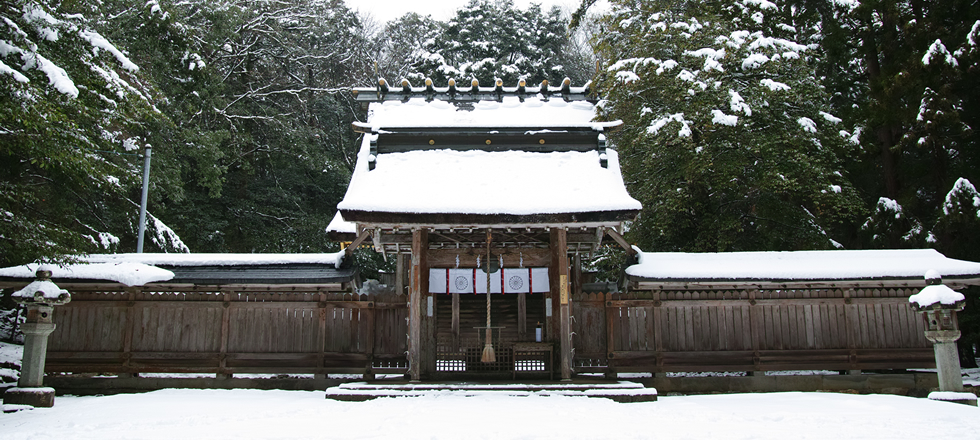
[1,0,979,365]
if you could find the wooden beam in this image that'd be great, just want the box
[345,230,372,257]
[427,247,550,268]
[371,232,601,246]
[605,228,636,256]
[340,210,639,227]
[395,253,407,296]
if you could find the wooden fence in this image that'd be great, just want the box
[43,286,934,377]
[45,289,408,376]
[572,288,934,373]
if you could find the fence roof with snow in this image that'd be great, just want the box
[337,79,641,225]
[0,252,352,288]
[627,249,980,289]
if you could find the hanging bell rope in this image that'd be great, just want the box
[481,228,496,363]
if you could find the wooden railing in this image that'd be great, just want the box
[45,290,408,376]
[572,288,934,373]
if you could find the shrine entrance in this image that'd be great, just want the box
[427,265,553,379]
[433,291,551,379]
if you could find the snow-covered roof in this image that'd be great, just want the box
[339,85,640,222]
[326,212,357,235]
[626,249,980,287]
[83,252,344,268]
[338,144,640,218]
[363,97,617,130]
[0,252,347,287]
[0,262,174,287]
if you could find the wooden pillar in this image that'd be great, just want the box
[396,253,408,296]
[364,302,376,380]
[423,292,436,377]
[408,228,428,382]
[550,228,572,380]
[316,293,328,380]
[517,292,527,341]
[219,290,233,379]
[748,289,761,373]
[121,289,136,377]
[843,289,859,369]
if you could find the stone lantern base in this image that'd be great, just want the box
[3,387,56,408]
[928,391,978,407]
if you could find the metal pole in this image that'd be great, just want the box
[136,145,152,253]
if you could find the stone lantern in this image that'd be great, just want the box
[908,271,968,393]
[3,266,71,408]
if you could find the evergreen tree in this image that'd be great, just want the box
[416,0,578,85]
[0,0,184,266]
[90,0,368,253]
[370,12,445,84]
[934,177,980,367]
[594,0,862,252]
[818,0,980,243]
[859,197,929,248]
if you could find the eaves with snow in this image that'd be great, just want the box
[0,252,350,289]
[326,211,358,242]
[627,249,980,290]
[337,79,641,227]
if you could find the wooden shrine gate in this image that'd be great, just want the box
[432,292,551,379]
[43,289,409,377]
[571,288,934,374]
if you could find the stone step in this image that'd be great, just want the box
[325,380,658,402]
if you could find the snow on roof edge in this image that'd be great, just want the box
[626,249,980,283]
[0,252,347,287]
[83,252,345,268]
[0,262,174,287]
[326,212,357,234]
[337,143,641,216]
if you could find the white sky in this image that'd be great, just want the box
[345,0,592,25]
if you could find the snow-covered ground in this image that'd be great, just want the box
[1,388,978,439]
[1,342,979,438]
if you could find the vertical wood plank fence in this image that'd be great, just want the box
[43,286,934,378]
[573,288,935,373]
[45,289,408,376]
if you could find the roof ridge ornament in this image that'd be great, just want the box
[400,79,412,102]
[470,78,480,95]
[424,78,435,101]
[354,78,596,106]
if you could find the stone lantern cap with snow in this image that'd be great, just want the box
[12,266,71,307]
[909,270,964,338]
[908,270,965,312]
